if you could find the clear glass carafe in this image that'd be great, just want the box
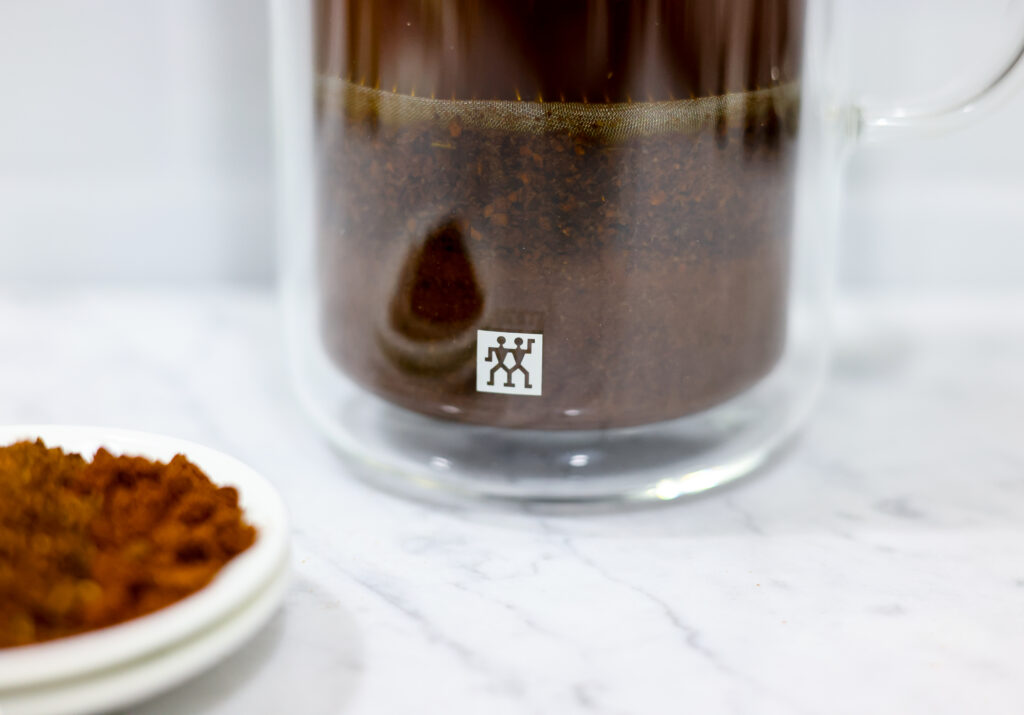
[272,0,1024,503]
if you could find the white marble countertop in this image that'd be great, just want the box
[1,288,1022,715]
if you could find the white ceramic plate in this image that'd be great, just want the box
[0,556,290,715]
[0,425,290,691]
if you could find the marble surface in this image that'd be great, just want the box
[1,288,1023,715]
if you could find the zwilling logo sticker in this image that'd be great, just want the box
[476,330,542,396]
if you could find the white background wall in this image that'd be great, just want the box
[0,0,273,284]
[838,0,1024,293]
[0,0,1022,291]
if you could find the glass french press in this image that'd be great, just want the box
[272,0,1024,502]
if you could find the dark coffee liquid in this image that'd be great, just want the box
[316,0,804,429]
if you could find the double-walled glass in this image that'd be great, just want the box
[272,1,1024,503]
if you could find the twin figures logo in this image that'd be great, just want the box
[476,330,543,396]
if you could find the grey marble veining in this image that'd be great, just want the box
[1,288,1022,715]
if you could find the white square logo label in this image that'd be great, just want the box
[476,330,542,396]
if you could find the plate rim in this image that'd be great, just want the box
[0,554,290,715]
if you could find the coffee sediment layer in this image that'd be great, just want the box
[316,0,804,429]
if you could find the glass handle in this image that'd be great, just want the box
[856,14,1024,141]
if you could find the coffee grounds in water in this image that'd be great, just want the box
[315,0,803,430]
